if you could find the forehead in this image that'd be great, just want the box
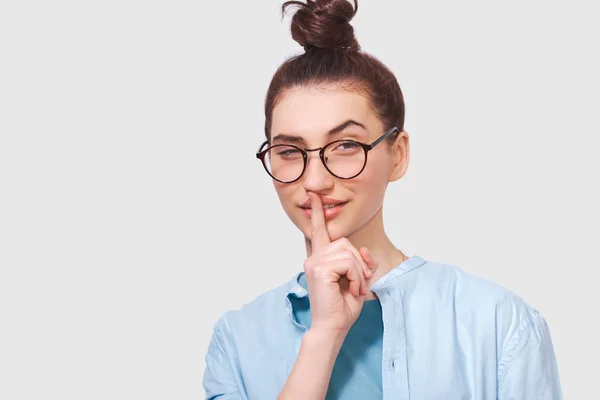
[271,85,380,141]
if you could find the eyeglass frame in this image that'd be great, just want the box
[256,126,400,183]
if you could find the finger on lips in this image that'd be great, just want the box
[309,192,331,252]
[308,192,370,298]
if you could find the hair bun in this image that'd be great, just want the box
[283,0,360,52]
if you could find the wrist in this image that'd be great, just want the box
[303,327,347,352]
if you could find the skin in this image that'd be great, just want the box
[274,83,411,399]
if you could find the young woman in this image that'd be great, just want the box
[203,1,562,399]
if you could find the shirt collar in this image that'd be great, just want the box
[285,255,427,300]
[370,255,427,293]
[286,271,309,299]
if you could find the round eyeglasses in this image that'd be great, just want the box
[256,126,399,183]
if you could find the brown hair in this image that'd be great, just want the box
[264,0,405,143]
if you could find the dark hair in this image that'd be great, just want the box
[264,0,405,143]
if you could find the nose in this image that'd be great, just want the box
[302,151,334,193]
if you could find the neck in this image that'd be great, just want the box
[305,207,407,284]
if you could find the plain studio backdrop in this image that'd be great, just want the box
[0,0,598,398]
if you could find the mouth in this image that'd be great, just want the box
[299,201,349,220]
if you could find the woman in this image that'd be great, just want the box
[203,0,562,398]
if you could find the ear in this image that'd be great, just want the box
[389,130,410,182]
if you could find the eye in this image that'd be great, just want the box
[331,141,361,152]
[276,147,302,159]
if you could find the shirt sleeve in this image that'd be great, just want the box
[203,314,245,400]
[497,309,562,400]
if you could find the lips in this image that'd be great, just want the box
[300,197,347,209]
[299,197,348,220]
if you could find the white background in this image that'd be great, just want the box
[1,0,598,398]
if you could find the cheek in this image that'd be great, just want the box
[359,160,389,193]
[274,183,299,217]
[351,161,390,209]
[274,183,313,235]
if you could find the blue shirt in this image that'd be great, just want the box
[292,273,384,399]
[203,255,562,399]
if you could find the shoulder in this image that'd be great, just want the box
[408,257,535,314]
[411,257,551,364]
[392,257,561,395]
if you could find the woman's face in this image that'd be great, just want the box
[269,84,408,242]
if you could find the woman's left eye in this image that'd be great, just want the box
[336,141,360,150]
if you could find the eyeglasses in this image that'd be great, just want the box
[256,126,399,183]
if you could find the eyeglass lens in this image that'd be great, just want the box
[264,141,365,182]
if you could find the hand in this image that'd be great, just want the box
[303,192,379,334]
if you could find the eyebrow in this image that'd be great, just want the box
[272,119,367,144]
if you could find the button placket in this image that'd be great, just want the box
[380,288,410,400]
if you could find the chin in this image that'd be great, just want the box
[309,218,351,242]
[322,221,344,241]
[292,206,360,242]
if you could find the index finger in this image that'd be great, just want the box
[309,192,331,252]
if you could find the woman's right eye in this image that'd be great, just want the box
[277,148,301,158]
